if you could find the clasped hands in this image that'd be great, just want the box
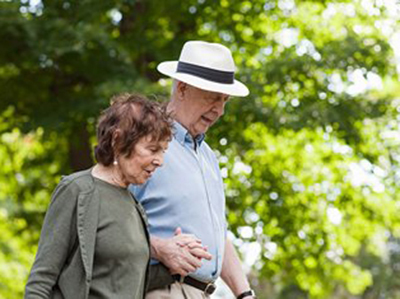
[151,227,212,277]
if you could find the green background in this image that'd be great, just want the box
[1,0,400,298]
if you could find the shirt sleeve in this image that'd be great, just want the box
[25,179,79,299]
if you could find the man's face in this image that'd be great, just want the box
[177,83,229,137]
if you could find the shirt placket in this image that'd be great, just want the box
[188,139,220,279]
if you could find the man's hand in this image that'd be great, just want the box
[150,228,212,277]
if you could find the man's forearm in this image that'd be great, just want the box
[220,239,254,298]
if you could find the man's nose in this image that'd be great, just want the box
[213,100,225,116]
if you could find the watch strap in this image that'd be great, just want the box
[237,289,256,299]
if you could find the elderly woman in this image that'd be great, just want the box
[25,94,173,299]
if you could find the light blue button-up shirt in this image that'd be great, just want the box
[130,122,227,282]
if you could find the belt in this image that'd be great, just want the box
[173,275,217,295]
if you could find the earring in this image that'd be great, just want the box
[113,160,118,166]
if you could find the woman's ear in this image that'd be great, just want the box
[111,129,121,149]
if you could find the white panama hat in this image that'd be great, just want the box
[157,41,249,97]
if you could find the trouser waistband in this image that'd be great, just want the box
[172,275,217,295]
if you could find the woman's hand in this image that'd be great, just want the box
[150,227,212,277]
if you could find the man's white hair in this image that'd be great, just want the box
[170,79,176,92]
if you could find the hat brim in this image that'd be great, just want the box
[157,61,249,97]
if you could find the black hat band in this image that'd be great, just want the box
[177,61,234,84]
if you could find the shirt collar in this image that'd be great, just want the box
[173,121,205,147]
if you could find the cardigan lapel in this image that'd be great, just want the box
[77,187,100,285]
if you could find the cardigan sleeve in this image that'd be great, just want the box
[25,179,79,299]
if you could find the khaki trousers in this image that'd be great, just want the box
[146,282,209,299]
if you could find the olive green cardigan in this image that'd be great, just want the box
[24,169,150,299]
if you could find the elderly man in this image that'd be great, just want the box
[130,41,256,299]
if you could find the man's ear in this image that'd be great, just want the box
[177,81,188,100]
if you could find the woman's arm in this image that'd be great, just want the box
[25,180,79,299]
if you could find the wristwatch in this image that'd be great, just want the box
[237,289,256,299]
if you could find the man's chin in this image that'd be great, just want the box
[197,127,209,136]
[191,124,211,137]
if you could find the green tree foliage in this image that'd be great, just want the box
[1,0,400,298]
[0,107,65,297]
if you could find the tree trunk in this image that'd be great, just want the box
[68,121,93,172]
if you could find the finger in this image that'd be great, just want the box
[167,253,198,275]
[176,240,203,248]
[189,248,213,261]
[184,253,202,269]
[186,242,206,250]
[174,227,182,235]
[176,234,202,244]
[176,241,186,247]
[184,262,197,273]
[178,249,202,269]
[175,258,198,274]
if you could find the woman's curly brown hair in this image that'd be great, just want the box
[94,93,173,166]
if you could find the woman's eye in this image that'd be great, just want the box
[150,148,159,153]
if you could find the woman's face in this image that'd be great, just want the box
[117,135,169,185]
